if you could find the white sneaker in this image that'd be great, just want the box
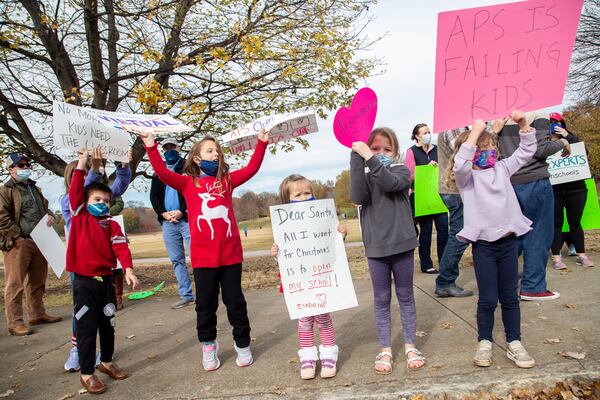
[202,341,220,371]
[473,340,492,367]
[234,344,253,367]
[64,346,80,372]
[506,340,535,368]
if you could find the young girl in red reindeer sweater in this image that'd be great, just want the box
[138,128,269,371]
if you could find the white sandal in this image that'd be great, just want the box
[405,348,426,371]
[374,351,393,375]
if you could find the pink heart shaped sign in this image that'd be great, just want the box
[333,87,378,148]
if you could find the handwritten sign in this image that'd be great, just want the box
[95,111,192,134]
[113,215,125,270]
[333,87,377,148]
[270,199,358,320]
[221,111,318,155]
[562,179,600,232]
[30,215,66,279]
[53,101,130,162]
[433,0,584,132]
[414,165,448,217]
[547,142,591,185]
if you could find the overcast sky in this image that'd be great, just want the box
[37,0,566,211]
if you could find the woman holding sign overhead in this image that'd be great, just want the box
[404,123,449,274]
[548,112,593,269]
[350,127,425,374]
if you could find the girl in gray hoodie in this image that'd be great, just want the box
[350,127,423,375]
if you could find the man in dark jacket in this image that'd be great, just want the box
[149,138,193,309]
[1,153,62,335]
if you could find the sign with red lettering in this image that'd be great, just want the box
[221,111,318,155]
[433,0,583,132]
[270,199,358,319]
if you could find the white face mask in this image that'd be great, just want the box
[422,133,432,145]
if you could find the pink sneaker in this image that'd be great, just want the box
[576,255,594,267]
[202,341,220,371]
[552,259,567,270]
[520,291,560,301]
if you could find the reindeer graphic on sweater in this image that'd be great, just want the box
[196,182,232,240]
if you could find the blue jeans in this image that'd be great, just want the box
[162,220,193,301]
[472,235,520,342]
[436,194,469,289]
[513,179,554,294]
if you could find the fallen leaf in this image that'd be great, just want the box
[440,322,454,330]
[416,331,427,337]
[126,334,136,339]
[271,386,285,395]
[564,303,576,309]
[544,338,561,344]
[538,316,548,320]
[288,357,298,364]
[410,395,427,400]
[343,380,353,387]
[571,326,582,332]
[147,353,157,359]
[430,364,443,371]
[559,351,586,360]
[0,390,14,398]
[560,269,572,275]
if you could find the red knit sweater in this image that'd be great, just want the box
[66,169,133,276]
[146,139,267,268]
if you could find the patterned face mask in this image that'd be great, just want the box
[87,203,110,217]
[374,153,393,167]
[473,149,497,169]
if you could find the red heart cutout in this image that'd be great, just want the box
[333,87,378,148]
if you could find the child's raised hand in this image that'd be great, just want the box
[125,268,140,290]
[271,243,279,257]
[351,141,373,160]
[76,148,89,169]
[509,110,530,132]
[126,127,155,147]
[91,147,103,171]
[336,224,348,239]
[472,119,487,134]
[491,117,509,134]
[257,128,269,143]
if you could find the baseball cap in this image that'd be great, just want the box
[4,152,30,168]
[161,138,178,148]
[549,112,563,121]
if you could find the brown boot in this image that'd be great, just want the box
[113,269,124,310]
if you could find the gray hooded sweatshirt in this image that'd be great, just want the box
[350,152,419,258]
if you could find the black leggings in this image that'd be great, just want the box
[551,187,587,255]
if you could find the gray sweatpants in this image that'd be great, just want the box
[367,250,417,347]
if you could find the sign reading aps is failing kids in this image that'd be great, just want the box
[270,199,358,320]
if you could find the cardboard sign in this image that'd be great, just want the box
[53,101,130,162]
[333,87,377,148]
[547,142,591,185]
[221,111,318,155]
[270,199,358,320]
[562,179,600,232]
[30,215,66,278]
[433,0,583,132]
[414,165,448,217]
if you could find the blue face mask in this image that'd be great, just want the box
[15,169,32,182]
[374,153,393,167]
[290,196,315,203]
[87,203,110,217]
[164,149,181,165]
[200,160,219,176]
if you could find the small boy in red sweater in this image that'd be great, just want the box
[67,149,139,394]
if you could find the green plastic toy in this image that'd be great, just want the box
[127,281,165,300]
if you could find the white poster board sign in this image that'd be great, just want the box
[270,199,358,320]
[30,215,66,278]
[53,101,192,161]
[112,215,125,270]
[547,142,591,185]
[221,111,318,155]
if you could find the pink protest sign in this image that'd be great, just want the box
[333,87,377,148]
[433,0,583,133]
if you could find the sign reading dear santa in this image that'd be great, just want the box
[433,0,583,132]
[270,199,358,320]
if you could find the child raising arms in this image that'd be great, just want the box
[349,128,423,374]
[67,149,139,394]
[271,175,347,380]
[447,112,536,368]
[137,128,269,371]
